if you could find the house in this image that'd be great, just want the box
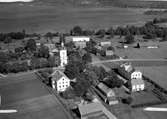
[50,70,70,92]
[124,76,145,92]
[75,41,87,48]
[100,41,111,47]
[36,42,41,48]
[72,36,90,42]
[118,63,145,92]
[118,63,134,79]
[78,102,117,119]
[105,46,115,56]
[44,43,56,52]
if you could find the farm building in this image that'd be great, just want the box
[96,83,118,105]
[72,36,90,42]
[118,63,143,80]
[50,70,70,92]
[36,42,41,48]
[74,41,87,48]
[105,46,115,56]
[44,43,56,52]
[78,102,117,119]
[97,83,116,97]
[124,77,145,92]
[100,41,111,47]
[118,63,145,92]
[118,63,135,80]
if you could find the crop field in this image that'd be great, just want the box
[0,1,167,33]
[0,72,70,119]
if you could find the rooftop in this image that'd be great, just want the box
[78,102,117,119]
[51,70,69,81]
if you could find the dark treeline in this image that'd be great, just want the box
[70,18,167,41]
[144,10,167,15]
[0,18,167,44]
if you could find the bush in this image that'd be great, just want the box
[122,96,133,104]
[124,34,135,44]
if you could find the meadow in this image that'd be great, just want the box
[0,1,167,33]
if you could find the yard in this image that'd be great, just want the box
[0,72,71,119]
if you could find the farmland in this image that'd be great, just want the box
[0,1,167,33]
[115,41,167,59]
[0,72,71,119]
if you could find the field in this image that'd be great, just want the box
[0,1,167,33]
[113,40,167,90]
[115,41,167,59]
[0,72,71,119]
[136,66,167,90]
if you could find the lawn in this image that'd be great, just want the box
[0,72,70,119]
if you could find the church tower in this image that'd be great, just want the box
[59,35,68,67]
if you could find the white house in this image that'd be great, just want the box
[59,42,68,67]
[124,75,145,92]
[131,78,145,92]
[131,71,142,80]
[50,70,70,92]
[72,36,90,42]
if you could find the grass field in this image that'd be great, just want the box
[0,72,70,119]
[115,41,167,59]
[136,66,167,90]
[0,1,167,33]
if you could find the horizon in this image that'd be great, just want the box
[0,0,33,2]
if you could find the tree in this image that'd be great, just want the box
[106,27,114,37]
[48,55,60,67]
[60,87,76,99]
[122,96,133,104]
[95,29,106,38]
[25,39,36,52]
[82,52,92,64]
[73,73,91,97]
[0,52,10,62]
[124,34,135,44]
[71,26,83,36]
[68,51,82,63]
[44,32,54,40]
[162,35,167,41]
[85,70,99,86]
[89,66,108,81]
[103,76,124,88]
[64,61,85,79]
[38,44,50,58]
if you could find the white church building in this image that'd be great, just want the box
[59,42,68,67]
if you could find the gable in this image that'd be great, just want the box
[57,76,70,83]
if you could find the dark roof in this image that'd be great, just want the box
[51,70,69,81]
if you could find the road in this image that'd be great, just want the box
[91,58,167,67]
[91,54,110,71]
